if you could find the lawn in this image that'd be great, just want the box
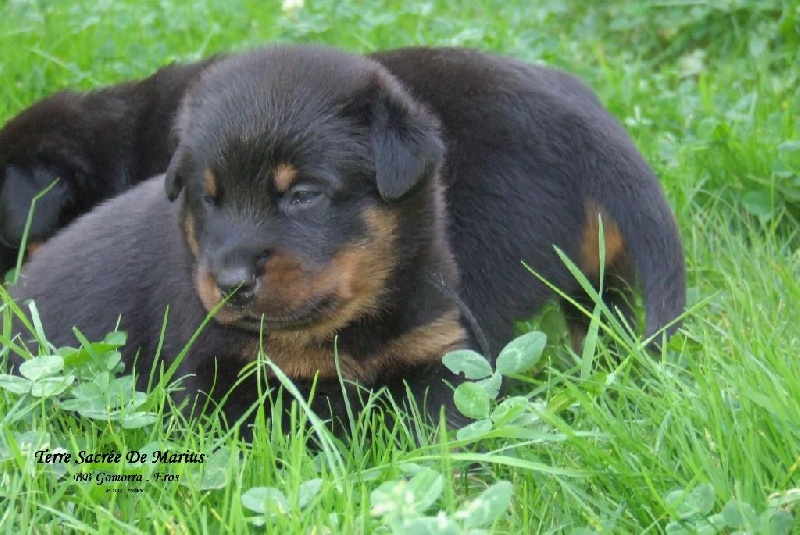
[1,0,799,533]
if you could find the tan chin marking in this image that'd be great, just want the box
[580,199,625,277]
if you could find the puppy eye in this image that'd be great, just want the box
[285,185,323,207]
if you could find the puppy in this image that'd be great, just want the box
[7,47,475,434]
[0,46,685,356]
[0,58,217,273]
[4,46,686,433]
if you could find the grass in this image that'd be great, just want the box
[1,0,799,533]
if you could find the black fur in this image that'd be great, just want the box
[7,47,474,436]
[2,45,686,434]
[0,58,216,273]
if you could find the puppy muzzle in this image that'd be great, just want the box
[214,264,258,307]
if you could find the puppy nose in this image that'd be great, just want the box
[215,265,257,306]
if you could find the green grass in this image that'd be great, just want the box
[1,0,799,533]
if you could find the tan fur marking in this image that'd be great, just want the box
[195,264,229,322]
[567,323,587,354]
[26,241,44,255]
[240,309,466,384]
[273,163,298,193]
[211,203,462,384]
[254,207,397,343]
[362,309,466,380]
[580,200,625,276]
[204,169,218,199]
[184,212,199,258]
[258,336,365,381]
[305,207,397,335]
[194,206,398,348]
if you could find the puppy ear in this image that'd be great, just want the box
[164,149,185,202]
[370,78,444,203]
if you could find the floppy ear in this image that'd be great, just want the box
[370,78,445,203]
[164,149,186,202]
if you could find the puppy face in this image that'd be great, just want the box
[164,46,444,338]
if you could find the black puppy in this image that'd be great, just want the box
[0,46,685,356]
[0,58,217,273]
[4,46,685,432]
[8,47,477,433]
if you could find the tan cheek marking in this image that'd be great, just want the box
[580,199,625,276]
[255,207,398,342]
[204,168,218,199]
[273,163,298,193]
[334,207,398,312]
[235,206,405,379]
[303,207,397,336]
[259,253,315,310]
[187,212,244,321]
[194,263,244,324]
[194,265,220,313]
[184,211,244,324]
